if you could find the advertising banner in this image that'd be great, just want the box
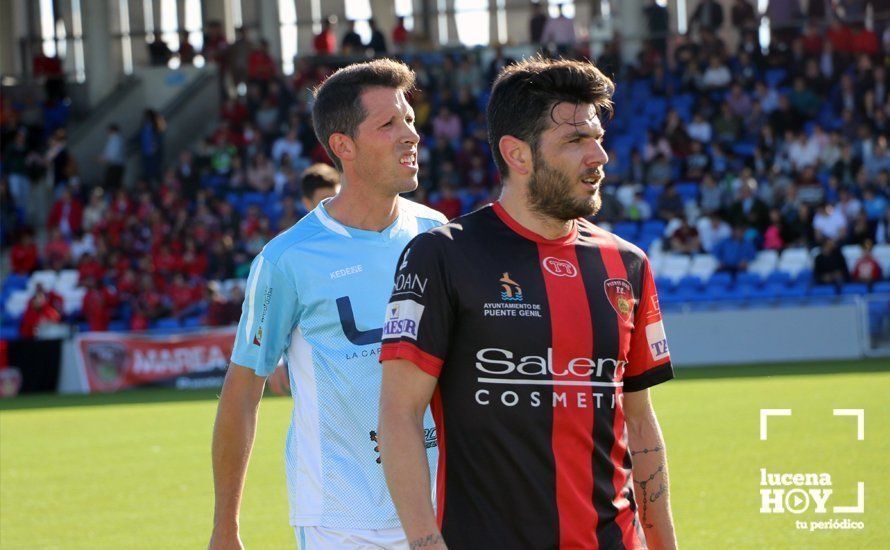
[73,327,235,392]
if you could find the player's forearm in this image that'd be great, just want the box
[211,378,262,529]
[379,407,443,548]
[627,409,677,550]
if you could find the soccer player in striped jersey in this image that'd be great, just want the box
[379,57,678,549]
[209,59,445,550]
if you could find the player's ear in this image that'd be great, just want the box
[499,135,532,177]
[329,133,355,165]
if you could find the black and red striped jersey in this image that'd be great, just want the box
[380,202,673,550]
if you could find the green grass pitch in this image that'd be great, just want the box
[1,359,888,549]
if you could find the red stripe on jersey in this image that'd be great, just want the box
[537,242,598,549]
[431,386,447,528]
[380,342,444,378]
[597,231,642,550]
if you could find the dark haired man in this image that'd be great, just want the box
[210,59,445,549]
[379,57,678,549]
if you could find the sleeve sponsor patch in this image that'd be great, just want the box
[383,299,425,340]
[645,320,670,361]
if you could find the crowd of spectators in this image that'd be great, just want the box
[2,1,889,337]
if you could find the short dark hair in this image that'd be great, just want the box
[311,59,415,171]
[300,163,340,200]
[487,56,614,176]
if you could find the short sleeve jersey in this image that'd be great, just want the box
[231,197,446,529]
[380,203,673,549]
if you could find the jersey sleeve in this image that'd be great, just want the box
[379,233,454,378]
[624,258,674,392]
[231,254,300,377]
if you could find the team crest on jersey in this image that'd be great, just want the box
[253,326,263,347]
[604,278,634,321]
[542,257,578,277]
[499,272,523,302]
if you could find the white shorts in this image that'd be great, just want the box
[294,526,409,550]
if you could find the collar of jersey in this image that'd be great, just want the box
[492,201,578,245]
[314,197,403,242]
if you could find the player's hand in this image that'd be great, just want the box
[267,364,290,396]
[208,527,244,550]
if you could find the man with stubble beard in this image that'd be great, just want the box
[378,57,678,549]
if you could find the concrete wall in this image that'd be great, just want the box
[663,303,865,367]
[69,65,218,187]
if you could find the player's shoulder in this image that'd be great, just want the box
[425,204,494,240]
[578,218,650,264]
[398,196,449,226]
[258,210,327,265]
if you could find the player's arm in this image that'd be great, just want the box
[209,363,266,549]
[209,254,300,549]
[625,389,677,550]
[378,359,445,550]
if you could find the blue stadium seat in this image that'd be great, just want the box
[182,315,203,328]
[641,219,667,236]
[655,276,674,291]
[776,285,807,299]
[735,272,762,287]
[0,326,19,340]
[841,283,869,295]
[3,274,28,291]
[154,318,181,329]
[674,182,699,202]
[613,221,639,241]
[677,275,703,290]
[873,281,890,294]
[108,320,127,331]
[808,285,837,297]
[765,68,787,88]
[765,271,792,286]
[708,271,733,288]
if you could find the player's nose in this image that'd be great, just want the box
[585,139,609,167]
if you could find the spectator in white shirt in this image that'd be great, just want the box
[540,5,577,51]
[687,113,713,143]
[271,127,303,169]
[812,203,848,243]
[697,212,732,252]
[701,55,731,90]
[99,124,126,191]
[787,132,821,171]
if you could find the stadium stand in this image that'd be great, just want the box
[1,8,888,339]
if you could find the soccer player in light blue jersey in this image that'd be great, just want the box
[209,59,446,550]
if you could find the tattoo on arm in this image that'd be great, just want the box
[630,445,663,457]
[633,450,667,529]
[409,534,444,549]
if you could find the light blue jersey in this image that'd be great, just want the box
[231,197,446,529]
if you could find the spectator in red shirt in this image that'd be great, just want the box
[168,273,197,317]
[201,21,229,64]
[247,39,277,92]
[221,96,249,129]
[852,240,884,284]
[430,183,462,220]
[47,187,83,238]
[849,25,878,56]
[44,227,72,270]
[314,16,338,55]
[392,16,410,52]
[181,240,208,279]
[82,277,117,331]
[77,253,105,283]
[19,289,62,338]
[152,244,181,276]
[10,232,39,274]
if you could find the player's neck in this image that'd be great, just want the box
[324,184,400,232]
[498,185,575,241]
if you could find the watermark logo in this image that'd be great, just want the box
[759,408,865,532]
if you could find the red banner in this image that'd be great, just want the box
[74,327,236,393]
